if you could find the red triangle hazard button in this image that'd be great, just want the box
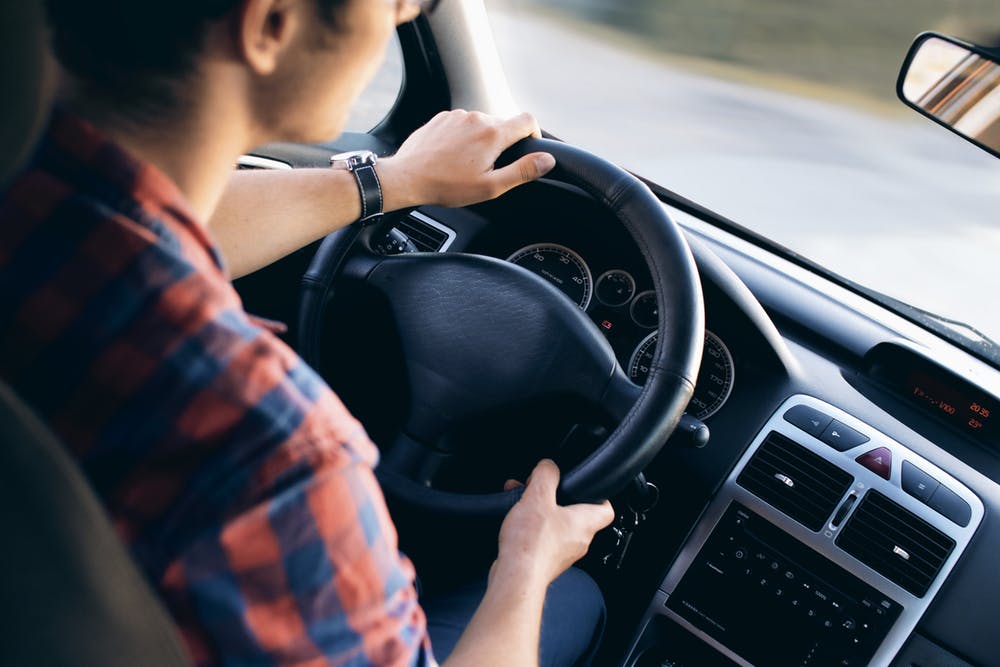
[856,447,893,480]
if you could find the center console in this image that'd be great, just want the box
[625,395,983,667]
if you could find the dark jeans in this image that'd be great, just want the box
[422,567,606,666]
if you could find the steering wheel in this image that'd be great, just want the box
[298,138,704,517]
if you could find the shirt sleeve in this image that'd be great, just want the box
[158,393,437,667]
[137,269,437,666]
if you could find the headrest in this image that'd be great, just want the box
[0,3,56,187]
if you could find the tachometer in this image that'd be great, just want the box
[507,243,593,309]
[628,330,735,420]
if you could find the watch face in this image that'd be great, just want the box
[330,150,377,170]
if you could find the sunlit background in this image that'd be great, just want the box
[352,0,1000,347]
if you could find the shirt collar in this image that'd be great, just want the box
[44,109,228,274]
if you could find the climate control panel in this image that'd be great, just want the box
[626,395,983,667]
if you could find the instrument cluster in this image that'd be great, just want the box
[506,242,735,420]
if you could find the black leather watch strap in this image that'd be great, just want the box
[353,163,383,225]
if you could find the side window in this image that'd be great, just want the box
[343,34,404,133]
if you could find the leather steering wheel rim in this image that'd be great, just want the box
[299,138,704,516]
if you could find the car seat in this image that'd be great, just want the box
[0,382,193,666]
[0,3,193,665]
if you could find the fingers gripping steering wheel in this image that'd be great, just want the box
[298,138,704,517]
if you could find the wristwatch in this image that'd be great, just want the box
[330,150,383,225]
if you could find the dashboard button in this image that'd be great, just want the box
[820,420,870,451]
[855,447,892,480]
[784,405,832,437]
[927,485,972,527]
[901,461,939,503]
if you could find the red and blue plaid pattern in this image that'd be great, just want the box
[0,112,435,666]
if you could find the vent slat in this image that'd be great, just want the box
[753,449,848,497]
[836,490,955,598]
[753,433,846,479]
[737,432,853,531]
[841,545,937,587]
[757,443,850,487]
[851,503,949,552]
[835,539,932,591]
[864,493,956,551]
[397,217,448,252]
[839,523,940,576]
[739,467,837,516]
[756,448,847,489]
[848,509,951,568]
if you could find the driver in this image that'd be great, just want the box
[0,0,615,666]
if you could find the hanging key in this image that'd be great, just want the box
[600,524,626,567]
[600,474,660,570]
[606,507,642,570]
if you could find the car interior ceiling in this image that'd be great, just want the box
[4,4,1000,667]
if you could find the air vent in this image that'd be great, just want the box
[236,155,292,170]
[737,431,853,531]
[395,213,454,252]
[836,490,955,597]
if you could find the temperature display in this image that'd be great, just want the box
[867,344,1000,450]
[906,369,998,439]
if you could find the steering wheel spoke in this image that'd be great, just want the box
[378,431,449,487]
[600,367,644,423]
[339,244,385,282]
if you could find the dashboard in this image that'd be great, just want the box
[235,147,1000,667]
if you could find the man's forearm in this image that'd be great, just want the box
[209,111,555,280]
[209,160,418,279]
[441,564,547,667]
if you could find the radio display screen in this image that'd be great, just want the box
[904,367,998,440]
[866,343,1000,449]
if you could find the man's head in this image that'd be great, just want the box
[45,0,421,143]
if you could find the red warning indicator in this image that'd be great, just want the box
[856,447,892,480]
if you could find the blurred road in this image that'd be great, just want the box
[488,9,1000,343]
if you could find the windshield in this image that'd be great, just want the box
[487,0,1000,353]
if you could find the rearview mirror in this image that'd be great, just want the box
[898,32,1000,159]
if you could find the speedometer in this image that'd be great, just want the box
[507,243,593,309]
[628,330,735,420]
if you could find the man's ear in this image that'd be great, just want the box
[237,0,299,76]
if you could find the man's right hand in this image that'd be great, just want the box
[493,459,615,588]
[442,460,612,666]
[379,110,556,211]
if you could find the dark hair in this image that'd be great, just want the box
[45,0,346,116]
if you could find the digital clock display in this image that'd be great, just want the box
[905,368,999,441]
[866,343,1000,450]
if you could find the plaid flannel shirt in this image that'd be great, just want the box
[0,111,435,667]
